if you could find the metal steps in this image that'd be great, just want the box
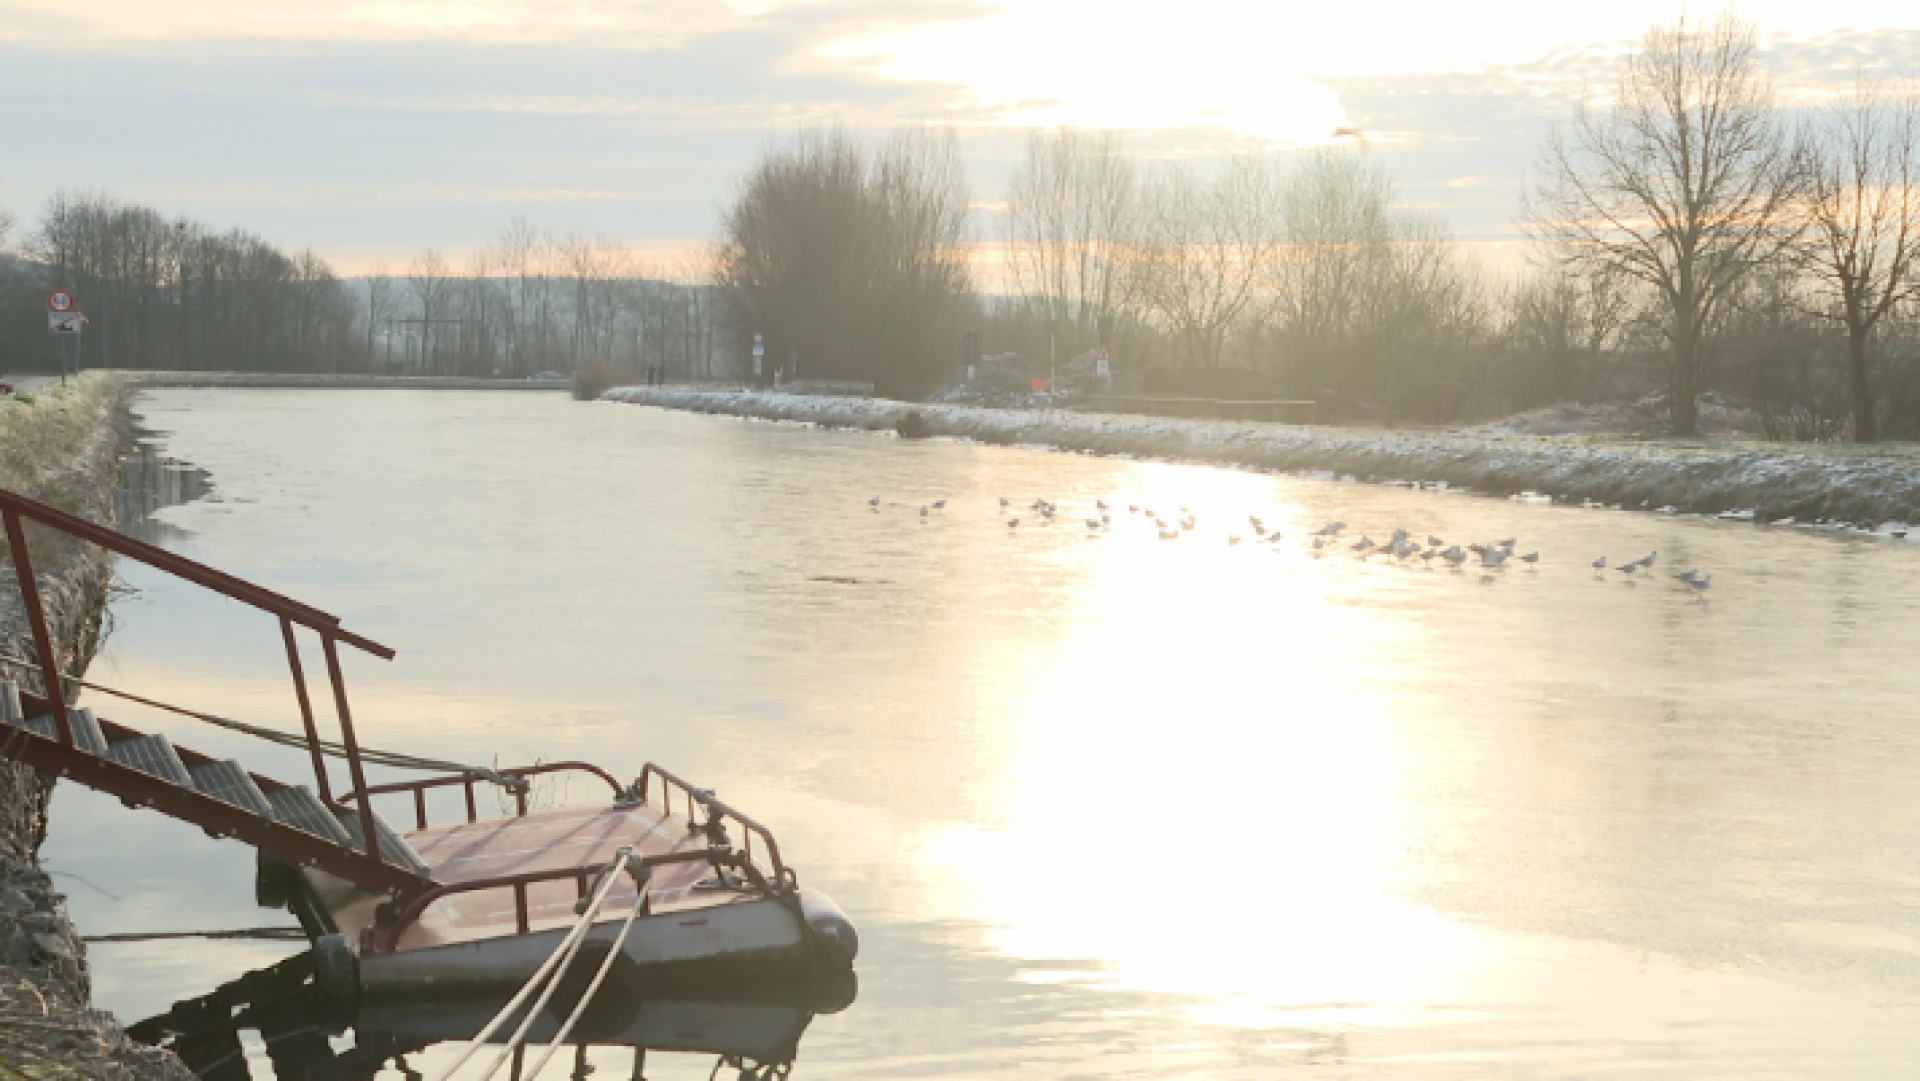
[106,734,193,786]
[334,807,432,878]
[188,760,275,817]
[0,680,437,893]
[266,785,355,847]
[17,708,108,755]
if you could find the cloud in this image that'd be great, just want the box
[1,4,1918,270]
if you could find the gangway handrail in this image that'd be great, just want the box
[637,762,789,885]
[0,484,394,868]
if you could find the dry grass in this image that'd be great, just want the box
[0,374,131,573]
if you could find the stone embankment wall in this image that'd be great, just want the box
[607,387,1920,527]
[0,374,191,1078]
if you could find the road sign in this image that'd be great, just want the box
[47,290,74,313]
[49,310,87,334]
[752,332,766,359]
[1095,350,1111,380]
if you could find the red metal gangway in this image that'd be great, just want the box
[0,484,802,938]
[0,484,425,895]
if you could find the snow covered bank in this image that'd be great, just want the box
[605,387,1920,526]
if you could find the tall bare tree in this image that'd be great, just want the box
[1004,127,1138,353]
[407,249,451,374]
[1803,81,1920,442]
[1526,13,1805,436]
[1133,156,1283,368]
[364,263,396,372]
[716,126,971,392]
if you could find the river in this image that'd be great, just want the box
[42,387,1920,1078]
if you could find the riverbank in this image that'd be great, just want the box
[606,387,1920,527]
[0,373,190,1078]
[129,371,568,391]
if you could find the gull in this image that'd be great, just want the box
[1686,574,1712,594]
[1468,543,1488,555]
[1096,500,1108,511]
[1519,551,1540,564]
[868,496,881,508]
[1420,548,1437,561]
[1008,519,1020,528]
[1267,531,1284,543]
[919,506,929,517]
[999,497,1010,508]
[1497,537,1516,551]
[1159,529,1180,541]
[1427,535,1444,548]
[1312,537,1327,550]
[1616,562,1637,574]
[1677,568,1701,583]
[1353,536,1375,551]
[1591,556,1606,570]
[1442,546,1467,565]
[931,499,947,510]
[1228,535,1242,546]
[1129,504,1140,514]
[1638,550,1658,569]
[1481,548,1508,568]
[1086,519,1101,530]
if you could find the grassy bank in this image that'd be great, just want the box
[606,387,1920,527]
[0,373,190,1079]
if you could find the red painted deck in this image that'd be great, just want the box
[323,803,742,954]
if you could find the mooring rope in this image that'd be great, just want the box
[430,848,643,1081]
[0,651,529,793]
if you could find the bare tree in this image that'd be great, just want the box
[1133,156,1283,368]
[716,126,972,392]
[1004,127,1138,353]
[1803,81,1920,441]
[1526,13,1805,436]
[407,249,450,374]
[364,263,396,372]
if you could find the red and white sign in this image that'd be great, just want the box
[47,289,75,313]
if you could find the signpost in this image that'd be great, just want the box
[46,290,85,381]
[752,332,765,378]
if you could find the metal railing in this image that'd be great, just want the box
[373,848,714,953]
[1067,395,1318,423]
[0,485,394,866]
[335,762,626,829]
[637,762,789,887]
[369,763,792,954]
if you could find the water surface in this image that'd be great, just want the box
[44,388,1920,1077]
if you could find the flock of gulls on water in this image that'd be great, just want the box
[869,494,1715,596]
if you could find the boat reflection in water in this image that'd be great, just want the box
[129,952,856,1080]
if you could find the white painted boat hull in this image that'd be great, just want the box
[360,895,808,993]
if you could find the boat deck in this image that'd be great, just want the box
[317,802,745,954]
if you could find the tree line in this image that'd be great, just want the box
[7,13,1919,439]
[718,13,1920,439]
[0,198,718,380]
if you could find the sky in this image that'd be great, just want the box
[2,1,1918,274]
